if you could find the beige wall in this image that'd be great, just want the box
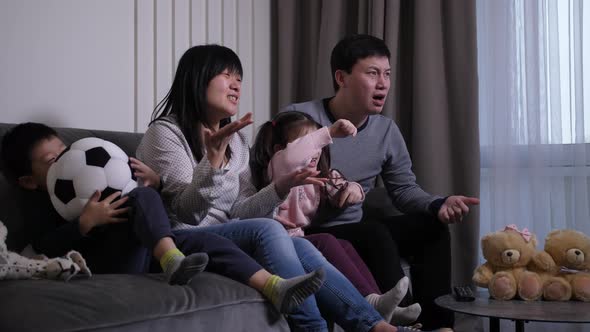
[0,0,271,142]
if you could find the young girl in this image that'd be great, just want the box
[250,111,422,325]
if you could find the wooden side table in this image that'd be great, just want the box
[435,291,590,332]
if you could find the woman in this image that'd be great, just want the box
[137,44,439,332]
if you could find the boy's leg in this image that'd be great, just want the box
[127,187,207,284]
[90,221,150,274]
[128,197,325,311]
[173,219,329,331]
[173,230,261,283]
[175,229,324,314]
[126,187,174,249]
[382,214,453,329]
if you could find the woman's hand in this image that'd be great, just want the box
[129,157,161,189]
[203,113,253,168]
[274,169,328,198]
[329,119,357,138]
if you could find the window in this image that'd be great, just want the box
[477,0,590,251]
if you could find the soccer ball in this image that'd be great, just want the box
[46,137,137,221]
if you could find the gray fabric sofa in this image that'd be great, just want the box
[0,123,290,332]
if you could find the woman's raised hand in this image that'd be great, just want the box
[329,119,357,138]
[204,113,253,168]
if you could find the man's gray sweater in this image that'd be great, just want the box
[284,99,440,226]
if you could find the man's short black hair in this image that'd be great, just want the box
[330,34,391,91]
[0,122,58,182]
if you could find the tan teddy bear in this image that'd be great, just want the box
[533,229,590,302]
[473,224,544,301]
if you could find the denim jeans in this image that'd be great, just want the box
[173,219,383,332]
[128,187,261,283]
[309,214,453,329]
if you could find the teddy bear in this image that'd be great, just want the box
[472,224,544,301]
[532,229,590,302]
[0,220,92,281]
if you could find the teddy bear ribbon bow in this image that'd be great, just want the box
[504,224,532,242]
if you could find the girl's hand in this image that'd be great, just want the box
[129,157,161,189]
[329,119,357,138]
[275,215,298,229]
[337,184,364,208]
[274,169,328,198]
[79,190,129,235]
[203,113,253,168]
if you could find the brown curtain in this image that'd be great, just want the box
[273,0,480,329]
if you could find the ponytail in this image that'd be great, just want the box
[250,121,275,190]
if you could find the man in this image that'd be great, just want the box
[283,34,479,330]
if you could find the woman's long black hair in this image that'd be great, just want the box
[250,111,331,190]
[150,45,243,162]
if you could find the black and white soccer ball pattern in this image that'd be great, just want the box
[46,137,137,221]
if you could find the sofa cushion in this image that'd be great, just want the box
[0,272,288,332]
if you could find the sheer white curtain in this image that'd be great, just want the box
[477,0,589,331]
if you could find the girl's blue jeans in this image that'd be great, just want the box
[173,219,383,332]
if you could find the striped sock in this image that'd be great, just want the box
[160,249,209,285]
[262,275,281,303]
[261,269,326,313]
[160,248,184,274]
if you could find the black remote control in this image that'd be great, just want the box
[453,286,475,302]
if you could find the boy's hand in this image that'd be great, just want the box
[78,190,129,235]
[329,119,357,138]
[129,157,161,189]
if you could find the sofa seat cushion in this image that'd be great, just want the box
[0,272,288,332]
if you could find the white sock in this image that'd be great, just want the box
[391,303,422,325]
[365,276,409,322]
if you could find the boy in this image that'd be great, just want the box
[0,122,209,283]
[0,123,325,313]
